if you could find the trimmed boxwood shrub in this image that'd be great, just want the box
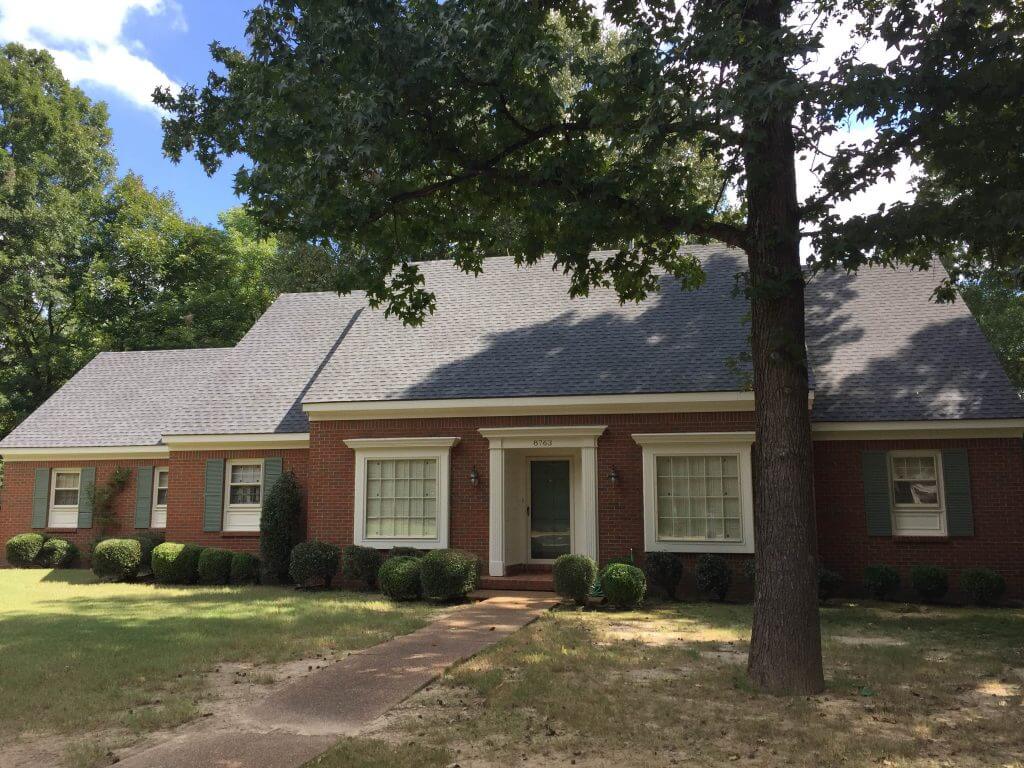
[419,549,478,601]
[695,553,732,601]
[818,566,842,601]
[379,556,423,601]
[92,538,143,582]
[960,568,1006,606]
[37,537,78,568]
[197,548,234,585]
[553,553,597,605]
[643,552,683,600]
[911,565,949,603]
[342,544,384,589]
[743,558,757,588]
[260,471,303,584]
[864,565,901,600]
[152,542,204,585]
[6,533,45,567]
[290,541,340,588]
[230,552,261,585]
[601,563,647,609]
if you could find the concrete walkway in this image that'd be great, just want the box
[116,593,557,768]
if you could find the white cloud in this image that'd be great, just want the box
[0,0,181,114]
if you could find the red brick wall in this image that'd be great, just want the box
[165,449,309,553]
[0,459,163,564]
[0,450,309,564]
[813,437,1024,599]
[308,411,756,566]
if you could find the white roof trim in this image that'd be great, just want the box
[162,433,311,451]
[632,431,756,446]
[1,445,170,462]
[343,437,461,450]
[811,419,1024,440]
[479,425,607,450]
[305,391,756,420]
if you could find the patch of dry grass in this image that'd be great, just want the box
[361,600,1024,768]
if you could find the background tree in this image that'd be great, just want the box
[152,0,1022,693]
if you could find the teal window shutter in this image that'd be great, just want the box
[862,451,892,536]
[78,467,96,529]
[204,459,225,532]
[31,468,50,529]
[263,457,283,503]
[135,466,154,528]
[942,449,974,536]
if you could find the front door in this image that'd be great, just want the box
[529,459,571,560]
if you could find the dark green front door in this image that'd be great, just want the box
[529,460,571,560]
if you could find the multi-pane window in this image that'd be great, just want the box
[889,451,946,536]
[48,469,81,528]
[365,458,437,539]
[655,455,742,541]
[223,460,263,532]
[229,463,262,506]
[152,468,169,529]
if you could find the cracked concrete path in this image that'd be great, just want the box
[115,593,557,768]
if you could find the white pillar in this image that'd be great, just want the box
[488,444,506,576]
[578,445,599,562]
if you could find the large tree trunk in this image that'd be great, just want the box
[741,0,825,695]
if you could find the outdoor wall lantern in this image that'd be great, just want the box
[608,467,620,485]
[469,467,480,487]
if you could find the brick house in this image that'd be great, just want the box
[2,246,1023,597]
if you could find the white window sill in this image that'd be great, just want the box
[649,539,753,554]
[354,536,446,550]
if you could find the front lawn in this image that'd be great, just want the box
[0,569,436,754]
[312,600,1024,768]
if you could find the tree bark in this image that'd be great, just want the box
[741,0,825,695]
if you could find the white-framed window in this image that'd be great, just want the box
[345,437,459,550]
[223,459,264,532]
[151,467,169,529]
[634,432,755,553]
[48,468,81,529]
[889,450,946,536]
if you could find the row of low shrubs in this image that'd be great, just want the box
[864,563,1006,606]
[5,533,80,568]
[287,542,480,603]
[90,538,260,586]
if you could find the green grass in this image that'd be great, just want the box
[304,739,451,768]
[0,569,437,742]
[330,600,1024,768]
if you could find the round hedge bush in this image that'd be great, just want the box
[911,565,949,603]
[695,553,732,601]
[960,568,1005,606]
[197,548,234,585]
[230,552,261,585]
[92,538,143,582]
[152,542,204,585]
[379,556,423,601]
[643,552,682,600]
[289,541,340,588]
[37,537,78,568]
[6,533,45,567]
[342,544,384,589]
[553,553,597,605]
[818,566,843,601]
[864,564,901,600]
[601,563,647,609]
[419,549,478,601]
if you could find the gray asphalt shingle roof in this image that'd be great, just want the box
[2,245,1021,450]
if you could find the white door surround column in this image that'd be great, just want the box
[478,426,606,577]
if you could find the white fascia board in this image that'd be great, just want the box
[162,433,311,451]
[811,419,1024,441]
[1,445,171,462]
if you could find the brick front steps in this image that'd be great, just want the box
[478,564,555,592]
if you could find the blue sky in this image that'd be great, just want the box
[0,0,254,225]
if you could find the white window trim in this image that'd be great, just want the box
[151,467,169,529]
[345,437,458,550]
[633,433,755,554]
[48,468,82,529]
[223,459,264,532]
[889,450,947,537]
